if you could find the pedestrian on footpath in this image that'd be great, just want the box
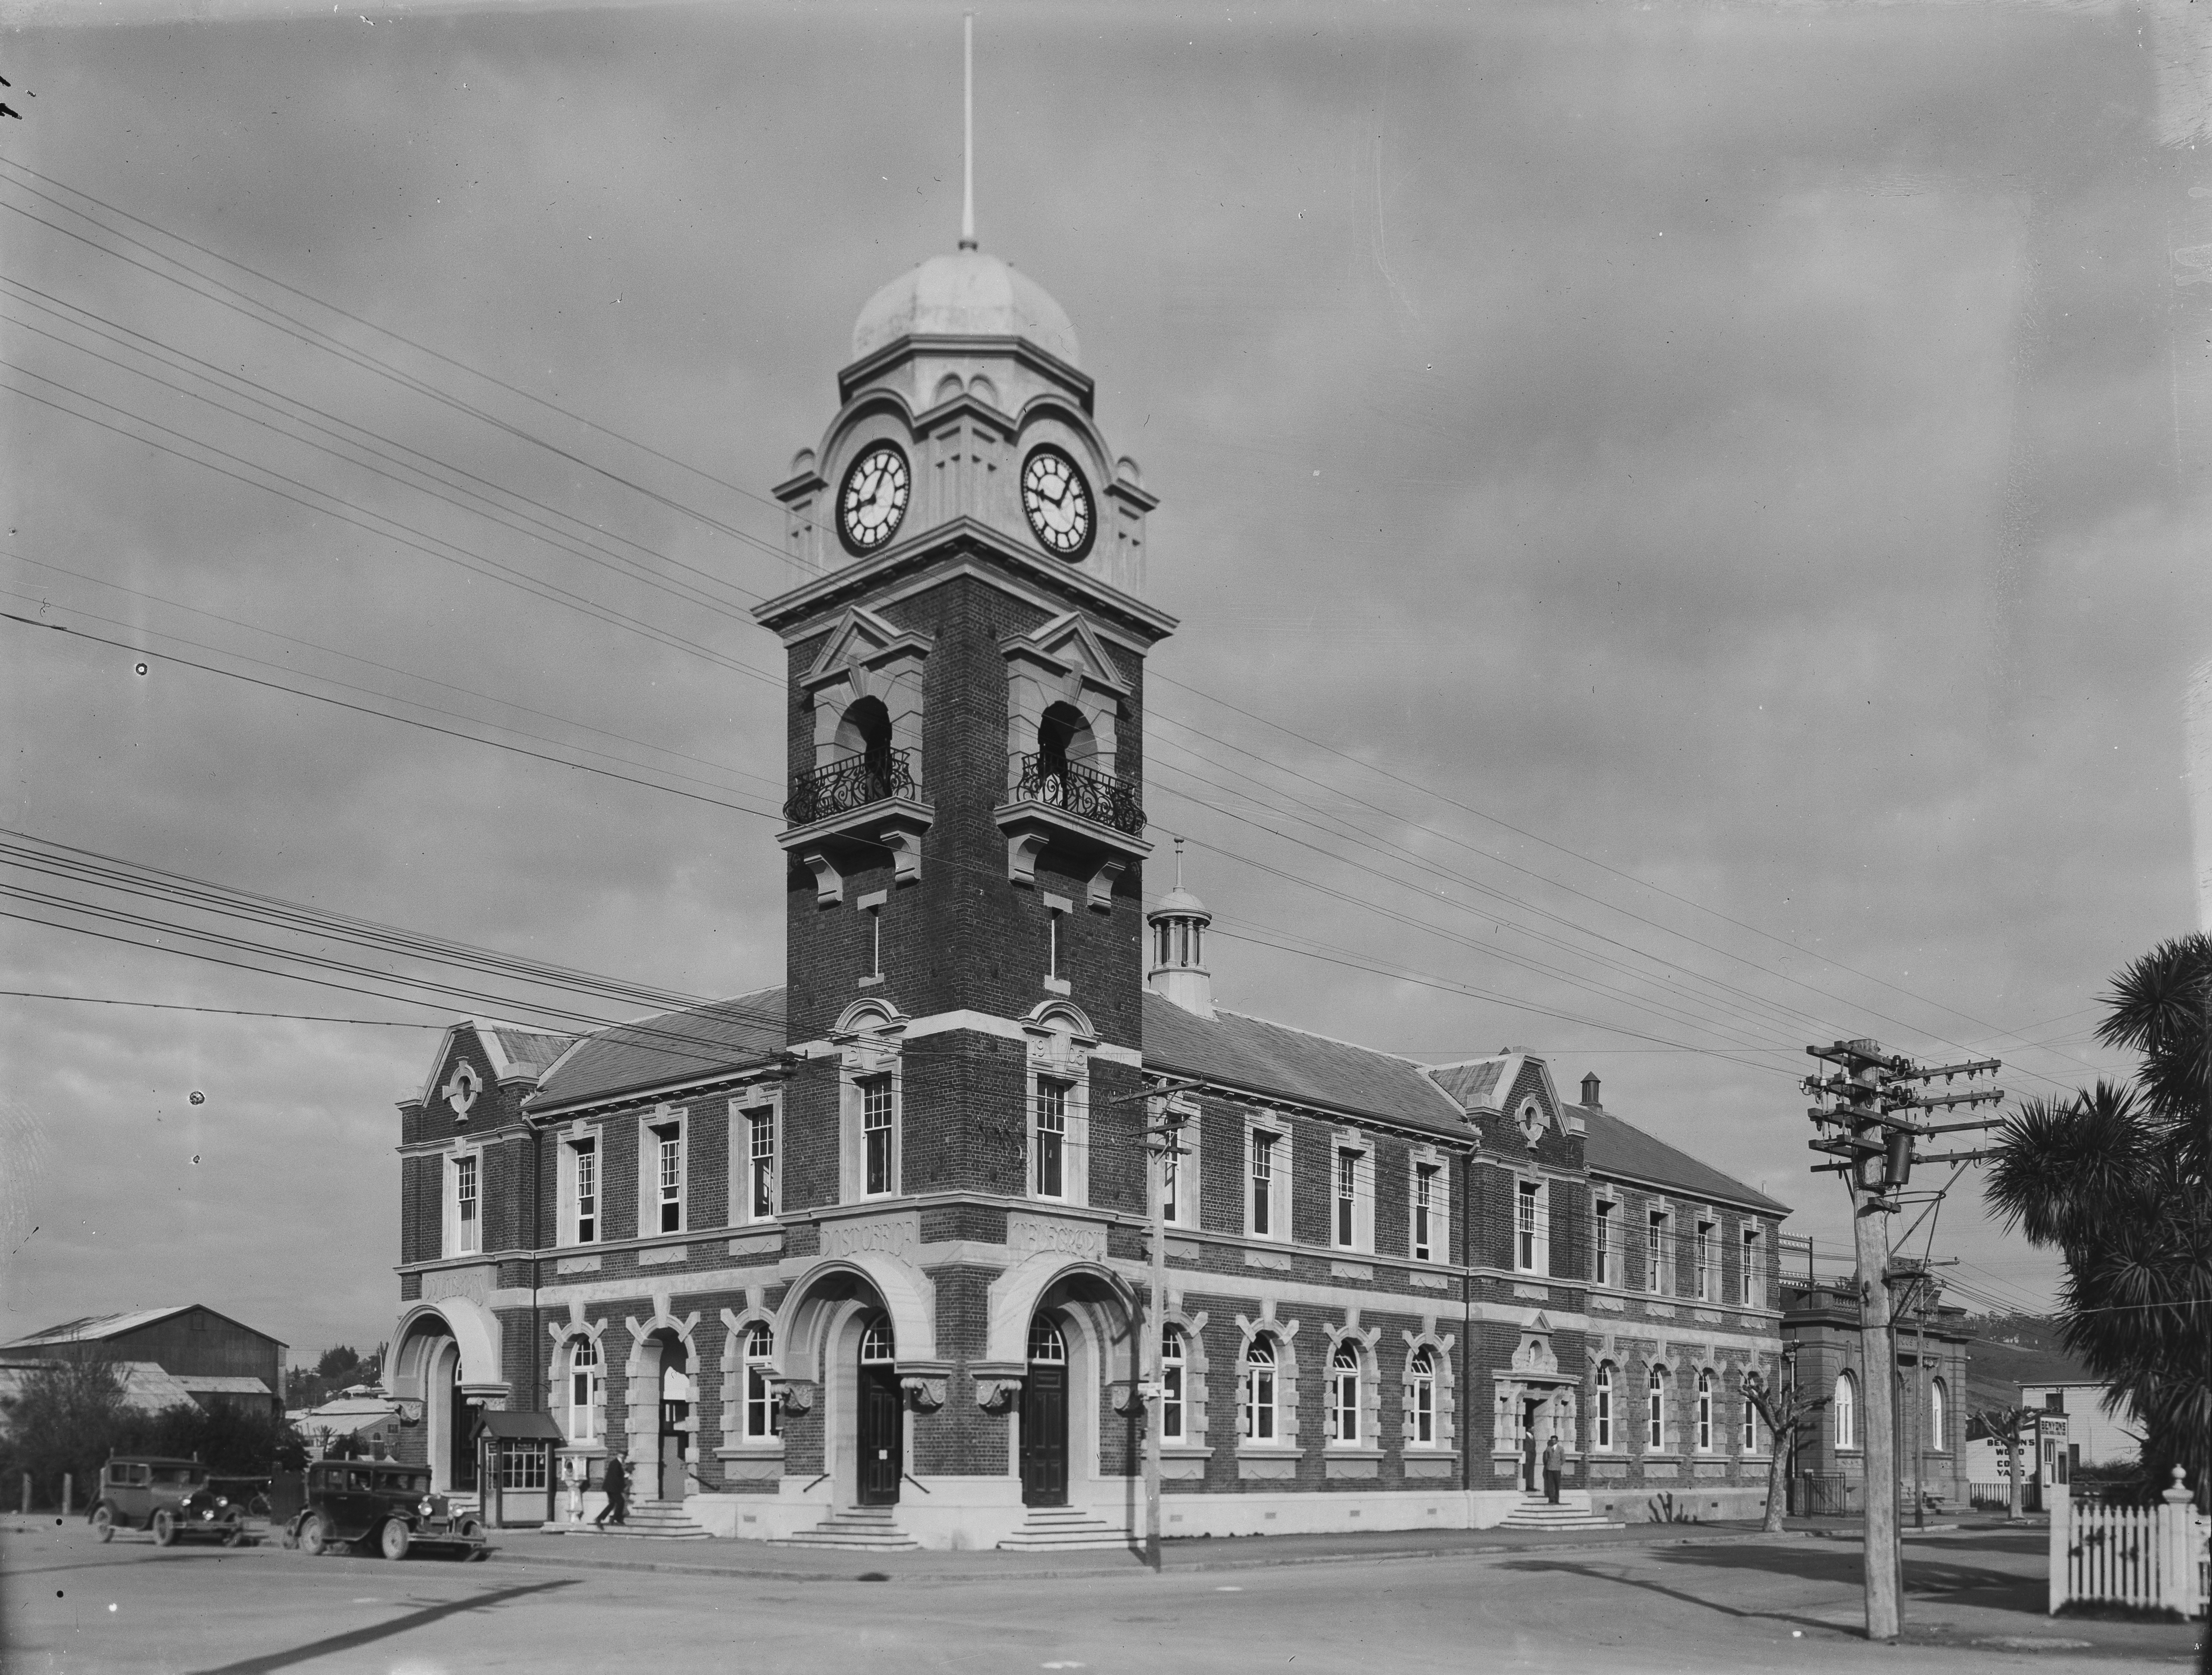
[593,1455,628,1529]
[1542,1434,1563,1505]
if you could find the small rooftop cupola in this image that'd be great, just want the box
[1146,839,1214,1019]
[1580,1072,1602,1109]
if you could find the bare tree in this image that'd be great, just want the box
[1973,1405,2035,1520]
[1745,1371,1829,1533]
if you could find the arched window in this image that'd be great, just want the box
[1329,1344,1361,1444]
[1647,1364,1667,1451]
[1833,1372,1857,1451]
[1409,1346,1437,1447]
[1696,1369,1715,1453]
[566,1335,600,1443]
[1036,702,1095,782]
[860,1319,896,1364]
[835,696,894,794]
[1929,1377,1948,1452]
[1594,1362,1615,1452]
[1160,1328,1186,1443]
[742,1323,780,1441]
[1244,1337,1279,1443]
[1742,1372,1763,1453]
[1027,1317,1067,1363]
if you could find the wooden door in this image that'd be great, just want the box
[857,1366,903,1506]
[1020,1363,1069,1507]
[659,1399,689,1500]
[1521,1399,1539,1491]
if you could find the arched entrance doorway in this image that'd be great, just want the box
[657,1340,692,1502]
[390,1303,504,1497]
[856,1317,902,1507]
[1020,1316,1069,1507]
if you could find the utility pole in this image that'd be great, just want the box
[1121,1079,1198,1573]
[1804,1039,2003,1644]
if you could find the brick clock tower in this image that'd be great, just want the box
[753,241,1175,1522]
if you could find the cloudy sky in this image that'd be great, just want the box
[3,0,2208,1365]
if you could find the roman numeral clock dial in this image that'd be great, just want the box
[1021,446,1095,560]
[839,444,910,553]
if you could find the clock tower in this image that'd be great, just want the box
[754,238,1172,1492]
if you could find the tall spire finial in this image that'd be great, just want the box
[959,12,977,251]
[1173,835,1185,891]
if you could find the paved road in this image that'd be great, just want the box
[2,1521,2197,1674]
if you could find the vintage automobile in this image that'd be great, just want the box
[286,1459,487,1560]
[88,1456,207,1544]
[170,1476,273,1547]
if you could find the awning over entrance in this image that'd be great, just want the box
[472,1410,564,1443]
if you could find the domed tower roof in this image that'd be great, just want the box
[1147,886,1212,926]
[850,249,1081,368]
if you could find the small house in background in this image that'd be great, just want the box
[0,1305,285,1417]
[292,1387,404,1459]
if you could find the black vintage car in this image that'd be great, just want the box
[173,1476,272,1547]
[89,1456,206,1544]
[286,1460,486,1560]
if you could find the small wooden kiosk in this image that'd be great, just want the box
[472,1410,563,1528]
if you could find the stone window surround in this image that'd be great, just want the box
[729,1089,783,1227]
[833,1001,907,1202]
[717,1296,786,1471]
[1592,1193,1623,1289]
[1593,1358,1618,1453]
[800,604,933,787]
[1400,1325,1458,1453]
[1233,1308,1302,1458]
[1243,1112,1292,1242]
[636,1104,689,1239]
[1327,1127,1376,1256]
[1405,1145,1447,1263]
[1511,1172,1551,1278]
[441,1137,483,1260]
[1322,1317,1383,1449]
[545,1305,608,1451]
[553,1118,605,1248]
[1156,1303,1212,1476]
[1644,1198,1675,1296]
[999,610,1131,793]
[1024,1003,1096,1209]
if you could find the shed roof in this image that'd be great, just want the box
[0,1304,283,1354]
[1139,993,1471,1136]
[526,988,787,1112]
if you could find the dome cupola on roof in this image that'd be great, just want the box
[851,250,1080,368]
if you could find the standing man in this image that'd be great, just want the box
[1542,1432,1564,1505]
[593,1454,628,1530]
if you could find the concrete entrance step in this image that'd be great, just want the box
[1497,1496,1618,1532]
[998,1506,1130,1551]
[774,1506,919,1550]
[602,1498,713,1540]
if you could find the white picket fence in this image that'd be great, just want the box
[2049,1468,2210,1619]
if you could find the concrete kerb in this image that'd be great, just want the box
[474,1524,1813,1586]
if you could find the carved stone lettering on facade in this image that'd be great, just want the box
[1006,1212,1108,1261]
[422,1264,493,1305]
[821,1211,922,1259]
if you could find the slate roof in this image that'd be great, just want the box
[1139,993,1470,1136]
[525,987,787,1112]
[1427,1058,1510,1110]
[480,1027,576,1078]
[1579,1102,1790,1216]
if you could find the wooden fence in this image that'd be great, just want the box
[2049,1468,2210,1619]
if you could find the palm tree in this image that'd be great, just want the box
[1985,932,2212,1509]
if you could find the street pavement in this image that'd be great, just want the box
[2,1516,2198,1673]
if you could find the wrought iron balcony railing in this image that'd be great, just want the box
[785,749,916,827]
[1013,754,1146,838]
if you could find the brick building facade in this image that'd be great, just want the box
[386,241,1793,1545]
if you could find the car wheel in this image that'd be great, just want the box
[378,1519,410,1562]
[298,1513,331,1556]
[151,1510,177,1547]
[89,1504,115,1543]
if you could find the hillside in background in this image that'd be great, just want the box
[1954,1313,2092,1414]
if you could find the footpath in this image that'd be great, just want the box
[471,1516,1808,1584]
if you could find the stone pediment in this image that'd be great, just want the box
[803,604,934,690]
[1001,611,1128,699]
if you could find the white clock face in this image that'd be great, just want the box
[1021,446,1094,560]
[840,444,910,553]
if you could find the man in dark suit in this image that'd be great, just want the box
[1543,1433,1565,1504]
[593,1455,628,1529]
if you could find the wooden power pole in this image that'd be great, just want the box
[1805,1038,2003,1644]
